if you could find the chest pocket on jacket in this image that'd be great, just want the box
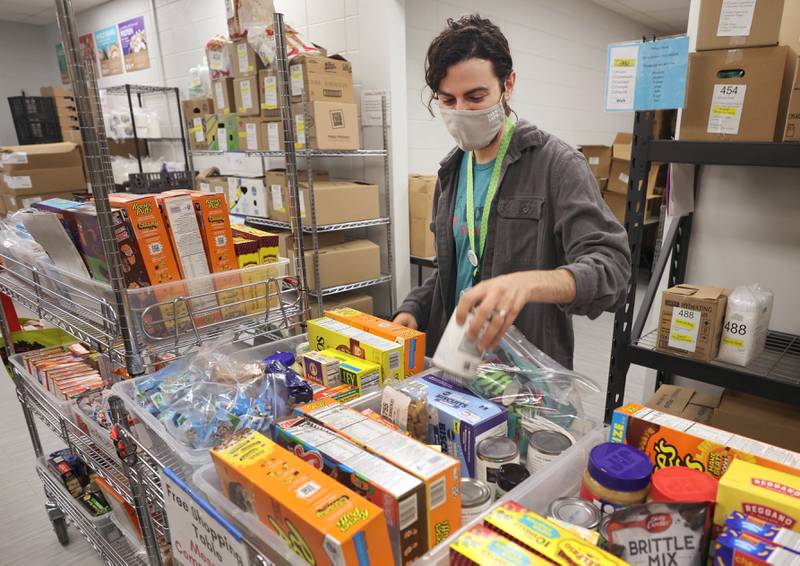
[496,196,544,267]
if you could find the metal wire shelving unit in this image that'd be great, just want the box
[0,5,314,566]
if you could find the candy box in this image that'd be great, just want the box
[724,511,800,552]
[296,397,462,549]
[484,501,625,566]
[325,307,426,378]
[713,530,800,566]
[714,459,800,532]
[210,429,392,566]
[307,317,403,383]
[274,416,428,564]
[611,403,800,479]
[449,524,548,566]
[421,373,507,478]
[318,348,381,396]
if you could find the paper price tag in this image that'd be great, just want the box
[619,172,629,184]
[668,307,700,352]
[262,75,277,109]
[161,468,249,566]
[589,156,600,165]
[717,0,756,37]
[241,81,253,110]
[270,185,283,211]
[218,126,229,152]
[3,175,32,189]
[707,84,746,134]
[1,151,28,164]
[200,182,210,193]
[246,122,257,150]
[237,43,249,73]
[214,81,225,109]
[290,64,303,96]
[294,114,306,148]
[209,50,224,71]
[267,123,280,151]
[193,117,204,142]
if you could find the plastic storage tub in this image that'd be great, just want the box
[72,399,115,452]
[10,350,76,420]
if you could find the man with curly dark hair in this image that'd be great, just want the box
[394,15,631,369]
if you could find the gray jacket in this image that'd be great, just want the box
[398,120,631,369]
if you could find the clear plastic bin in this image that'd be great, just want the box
[10,350,76,420]
[72,399,115,452]
[192,465,305,566]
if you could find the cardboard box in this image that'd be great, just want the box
[711,390,800,452]
[289,55,355,103]
[325,307,426,378]
[40,85,72,97]
[578,145,612,177]
[295,398,462,549]
[421,373,508,479]
[237,117,268,151]
[714,459,800,531]
[181,97,214,126]
[595,177,608,192]
[296,239,381,291]
[258,68,279,119]
[610,402,800,479]
[210,429,392,566]
[602,191,661,225]
[274,416,429,564]
[206,41,233,80]
[781,0,800,54]
[308,316,402,382]
[231,38,264,77]
[408,175,436,258]
[451,525,542,566]
[645,384,721,424]
[656,284,729,362]
[0,142,85,196]
[612,132,632,160]
[292,101,360,150]
[695,0,784,51]
[226,176,268,217]
[264,120,284,151]
[317,348,381,396]
[196,170,227,195]
[207,114,239,152]
[230,225,280,264]
[781,56,800,141]
[266,169,342,222]
[211,78,236,115]
[188,116,208,150]
[4,191,79,213]
[52,96,77,112]
[680,46,791,142]
[234,76,259,117]
[311,292,374,318]
[61,128,82,144]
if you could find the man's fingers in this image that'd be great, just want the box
[479,307,507,351]
[468,292,499,341]
[456,285,485,325]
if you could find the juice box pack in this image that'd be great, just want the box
[484,501,626,566]
[317,348,381,396]
[307,317,403,383]
[421,373,507,478]
[449,525,548,566]
[274,416,428,564]
[715,459,800,532]
[325,307,426,378]
[210,429,392,566]
[295,397,462,549]
[611,403,800,479]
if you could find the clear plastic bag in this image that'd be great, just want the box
[716,283,774,367]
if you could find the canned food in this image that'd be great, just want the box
[496,463,530,497]
[526,429,572,474]
[476,436,519,487]
[547,497,601,530]
[461,478,493,524]
[598,514,611,550]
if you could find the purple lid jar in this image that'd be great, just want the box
[586,442,652,492]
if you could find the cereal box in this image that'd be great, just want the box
[234,237,261,314]
[325,307,426,378]
[317,348,381,396]
[274,416,428,564]
[715,459,800,532]
[484,501,626,566]
[307,317,403,383]
[610,403,800,479]
[420,373,507,478]
[210,429,392,566]
[724,511,800,552]
[295,397,462,549]
[450,525,550,566]
[302,350,341,387]
[713,530,800,566]
[230,224,280,265]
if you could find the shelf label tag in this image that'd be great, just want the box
[290,63,303,96]
[161,468,251,566]
[668,307,700,352]
[707,84,746,134]
[267,122,280,151]
[262,75,277,109]
[717,0,756,37]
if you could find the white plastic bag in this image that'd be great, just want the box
[716,283,773,367]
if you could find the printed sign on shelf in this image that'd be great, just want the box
[118,16,150,72]
[605,36,689,112]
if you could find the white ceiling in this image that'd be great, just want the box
[0,0,107,26]
[590,0,691,34]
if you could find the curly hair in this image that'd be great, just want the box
[424,14,514,115]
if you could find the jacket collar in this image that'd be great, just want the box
[438,119,546,175]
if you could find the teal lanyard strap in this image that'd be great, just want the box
[466,116,516,275]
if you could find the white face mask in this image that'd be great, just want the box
[439,96,506,151]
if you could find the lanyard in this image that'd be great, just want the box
[465,116,515,275]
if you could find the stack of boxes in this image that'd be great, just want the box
[680,0,800,142]
[408,175,437,258]
[40,86,82,144]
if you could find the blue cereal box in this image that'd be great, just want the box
[421,373,507,478]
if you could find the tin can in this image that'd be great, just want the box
[432,311,482,379]
[461,478,493,524]
[547,497,601,530]
[598,514,611,550]
[526,429,573,474]
[495,463,530,497]
[476,436,519,487]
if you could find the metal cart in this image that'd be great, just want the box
[0,3,316,564]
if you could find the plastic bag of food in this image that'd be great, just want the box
[380,380,429,441]
[206,34,233,79]
[188,59,211,98]
[716,283,773,367]
[249,23,325,70]
[226,0,275,39]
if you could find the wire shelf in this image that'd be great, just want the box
[192,148,388,157]
[37,466,149,566]
[309,275,393,297]
[104,85,177,96]
[246,216,390,233]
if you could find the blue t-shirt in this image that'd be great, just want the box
[453,153,495,299]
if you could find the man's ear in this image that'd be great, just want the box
[504,70,517,99]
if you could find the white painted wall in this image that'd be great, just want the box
[0,21,62,144]
[405,0,658,175]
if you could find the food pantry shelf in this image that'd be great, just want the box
[628,329,800,405]
[191,148,388,157]
[246,216,390,232]
[648,140,800,168]
[308,274,393,297]
[104,84,177,96]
